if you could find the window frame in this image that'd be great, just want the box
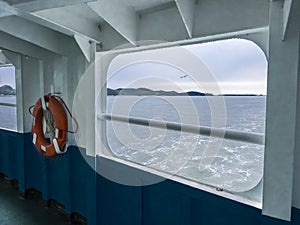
[95,35,268,209]
[0,64,17,131]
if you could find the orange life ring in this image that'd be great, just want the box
[31,95,68,157]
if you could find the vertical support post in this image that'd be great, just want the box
[37,59,49,200]
[85,41,96,156]
[85,41,97,225]
[15,55,23,133]
[263,0,300,221]
[292,2,300,212]
[39,60,44,97]
[95,51,115,156]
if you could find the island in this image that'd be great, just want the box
[107,88,213,96]
[107,88,264,96]
[0,85,16,95]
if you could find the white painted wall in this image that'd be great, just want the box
[193,0,269,37]
[138,6,188,42]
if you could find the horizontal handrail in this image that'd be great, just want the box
[104,27,268,55]
[98,113,265,145]
[0,102,16,107]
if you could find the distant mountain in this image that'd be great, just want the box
[107,88,264,96]
[220,94,263,96]
[0,85,16,95]
[107,88,211,96]
[186,91,212,96]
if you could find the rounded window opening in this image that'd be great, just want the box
[97,39,267,203]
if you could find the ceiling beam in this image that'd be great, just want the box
[0,52,10,65]
[0,16,79,56]
[0,1,18,18]
[0,31,58,60]
[4,0,98,13]
[74,35,92,62]
[96,22,134,51]
[88,0,138,45]
[175,0,195,38]
[31,6,101,43]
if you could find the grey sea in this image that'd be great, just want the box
[106,96,266,195]
[0,96,17,130]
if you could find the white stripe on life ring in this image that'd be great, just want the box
[32,133,37,145]
[53,138,65,154]
[41,145,46,152]
[41,96,47,111]
[55,128,59,138]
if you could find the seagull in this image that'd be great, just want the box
[180,74,189,79]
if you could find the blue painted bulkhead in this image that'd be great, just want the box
[0,128,299,225]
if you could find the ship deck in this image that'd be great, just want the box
[0,174,84,225]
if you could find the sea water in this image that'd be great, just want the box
[106,96,266,194]
[0,96,17,130]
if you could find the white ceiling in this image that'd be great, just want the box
[0,0,270,54]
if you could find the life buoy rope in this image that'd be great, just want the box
[31,94,68,157]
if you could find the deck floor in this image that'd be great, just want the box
[0,176,77,225]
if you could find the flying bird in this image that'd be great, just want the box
[180,74,189,79]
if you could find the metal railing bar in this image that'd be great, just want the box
[101,27,268,55]
[0,102,17,107]
[98,113,265,145]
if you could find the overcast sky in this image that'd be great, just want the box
[108,39,268,95]
[0,66,15,88]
